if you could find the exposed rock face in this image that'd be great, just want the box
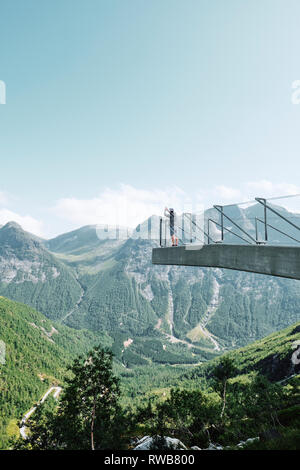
[0,255,59,284]
[133,436,187,450]
[256,350,300,382]
[0,223,82,320]
[133,436,260,450]
[237,437,259,448]
[206,443,224,450]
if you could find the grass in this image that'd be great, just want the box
[186,324,207,342]
[6,419,19,439]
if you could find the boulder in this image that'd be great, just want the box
[206,443,223,450]
[134,436,187,450]
[237,437,259,448]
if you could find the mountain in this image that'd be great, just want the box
[45,224,106,254]
[0,296,110,449]
[205,202,300,245]
[119,320,300,408]
[0,222,82,321]
[1,204,300,368]
[183,321,300,384]
[46,222,300,353]
[44,224,125,276]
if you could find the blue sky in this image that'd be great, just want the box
[1,0,300,237]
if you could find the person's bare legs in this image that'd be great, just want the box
[171,235,178,246]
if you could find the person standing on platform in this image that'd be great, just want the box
[164,207,178,246]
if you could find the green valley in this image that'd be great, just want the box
[0,296,111,449]
[0,211,300,450]
[10,320,300,450]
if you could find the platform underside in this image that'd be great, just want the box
[152,244,300,280]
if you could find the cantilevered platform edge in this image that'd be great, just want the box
[152,244,300,281]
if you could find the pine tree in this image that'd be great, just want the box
[14,346,126,450]
[212,356,237,419]
[56,345,125,449]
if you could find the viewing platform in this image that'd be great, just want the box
[152,244,300,280]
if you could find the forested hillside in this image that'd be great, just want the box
[1,291,299,450]
[0,296,110,449]
[118,321,300,407]
[12,322,300,450]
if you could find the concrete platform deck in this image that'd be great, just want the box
[152,244,300,280]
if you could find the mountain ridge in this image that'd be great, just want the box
[0,222,83,320]
[0,204,300,366]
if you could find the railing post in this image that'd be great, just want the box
[255,198,268,242]
[263,198,268,241]
[255,217,258,243]
[164,218,167,247]
[213,205,256,243]
[159,217,162,247]
[221,206,224,241]
[182,213,185,244]
[207,219,210,245]
[215,205,224,241]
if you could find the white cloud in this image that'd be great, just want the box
[199,180,300,210]
[242,181,300,212]
[0,209,44,237]
[52,184,197,229]
[197,185,245,208]
[52,181,300,235]
[1,181,299,239]
[0,191,10,205]
[213,185,242,202]
[0,190,44,236]
[245,180,300,198]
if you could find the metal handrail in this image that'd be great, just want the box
[208,218,252,245]
[213,205,257,244]
[255,217,300,244]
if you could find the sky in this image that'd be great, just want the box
[1,0,300,237]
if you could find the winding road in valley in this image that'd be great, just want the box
[20,386,62,439]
